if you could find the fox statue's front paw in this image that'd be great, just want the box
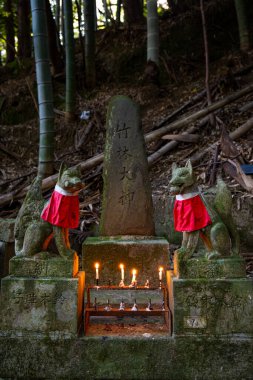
[206,251,221,260]
[59,248,75,259]
[175,247,193,260]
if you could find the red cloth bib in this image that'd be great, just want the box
[41,185,79,228]
[174,194,211,232]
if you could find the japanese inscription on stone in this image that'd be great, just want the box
[100,96,155,236]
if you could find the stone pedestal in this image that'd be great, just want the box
[167,254,253,336]
[0,253,85,337]
[82,236,170,286]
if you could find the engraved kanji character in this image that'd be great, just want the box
[119,191,135,205]
[25,293,37,305]
[119,167,134,181]
[116,146,132,159]
[116,122,130,139]
[13,290,24,304]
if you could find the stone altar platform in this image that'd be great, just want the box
[0,253,84,337]
[82,236,170,286]
[168,253,253,337]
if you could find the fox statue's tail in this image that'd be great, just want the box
[214,179,240,255]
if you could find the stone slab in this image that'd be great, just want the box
[0,335,252,379]
[0,271,85,337]
[0,218,15,242]
[173,253,246,279]
[82,236,170,286]
[167,271,253,336]
[87,287,165,305]
[9,252,79,278]
[100,95,155,236]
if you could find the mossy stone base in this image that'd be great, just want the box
[0,271,85,337]
[9,252,79,278]
[174,253,246,279]
[0,335,252,379]
[82,236,169,286]
[167,271,253,336]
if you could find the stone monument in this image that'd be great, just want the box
[99,95,155,236]
[82,96,169,286]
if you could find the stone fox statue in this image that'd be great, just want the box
[169,160,240,260]
[14,164,84,258]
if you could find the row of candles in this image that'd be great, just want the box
[94,262,164,287]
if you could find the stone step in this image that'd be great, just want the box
[85,286,167,306]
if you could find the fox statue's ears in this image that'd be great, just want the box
[185,160,193,176]
[59,162,68,179]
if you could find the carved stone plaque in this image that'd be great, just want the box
[184,316,207,329]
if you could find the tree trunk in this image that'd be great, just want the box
[123,0,144,26]
[102,0,109,27]
[234,0,250,52]
[61,0,66,48]
[116,0,122,26]
[55,0,60,31]
[147,0,159,66]
[200,0,215,126]
[84,0,96,89]
[30,0,55,178]
[63,0,75,120]
[75,0,85,68]
[45,0,64,75]
[17,0,32,59]
[4,0,15,63]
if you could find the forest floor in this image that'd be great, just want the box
[0,17,253,272]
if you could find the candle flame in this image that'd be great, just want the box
[132,268,137,275]
[119,263,124,269]
[95,262,99,269]
[159,267,163,272]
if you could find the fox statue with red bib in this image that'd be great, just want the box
[14,163,84,259]
[170,160,240,260]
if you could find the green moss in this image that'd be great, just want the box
[0,335,252,379]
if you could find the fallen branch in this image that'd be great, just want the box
[155,88,207,128]
[145,83,253,143]
[0,142,23,161]
[191,115,253,164]
[239,101,253,113]
[162,133,200,143]
[230,116,253,140]
[148,126,198,166]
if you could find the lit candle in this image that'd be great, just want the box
[119,264,125,281]
[159,267,163,281]
[132,269,137,283]
[95,262,99,280]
